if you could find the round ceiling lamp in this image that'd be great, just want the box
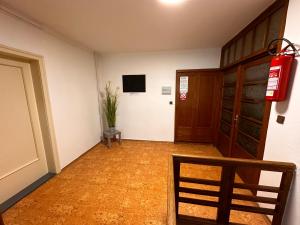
[159,0,186,5]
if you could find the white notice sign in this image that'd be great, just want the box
[180,76,188,93]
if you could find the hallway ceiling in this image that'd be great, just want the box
[1,0,275,53]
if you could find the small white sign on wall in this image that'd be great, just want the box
[180,76,188,93]
[162,86,171,95]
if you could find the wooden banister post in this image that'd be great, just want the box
[217,165,236,224]
[0,213,4,225]
[173,157,181,218]
[272,170,295,225]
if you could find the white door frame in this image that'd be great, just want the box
[0,44,61,174]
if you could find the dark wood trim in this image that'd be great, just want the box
[176,68,221,73]
[222,50,271,70]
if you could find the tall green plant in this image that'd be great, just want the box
[103,82,118,128]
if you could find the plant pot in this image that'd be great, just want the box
[109,127,115,133]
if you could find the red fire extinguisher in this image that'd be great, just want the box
[266,38,298,101]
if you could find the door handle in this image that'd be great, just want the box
[234,114,239,123]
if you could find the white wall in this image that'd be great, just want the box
[98,49,221,141]
[260,0,300,223]
[0,11,101,168]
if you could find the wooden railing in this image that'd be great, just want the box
[0,213,4,225]
[171,154,296,225]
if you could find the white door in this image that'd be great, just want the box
[0,58,48,203]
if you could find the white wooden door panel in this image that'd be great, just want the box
[0,58,48,203]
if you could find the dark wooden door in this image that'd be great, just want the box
[175,70,221,143]
[231,57,272,185]
[217,67,239,156]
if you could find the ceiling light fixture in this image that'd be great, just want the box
[159,0,186,5]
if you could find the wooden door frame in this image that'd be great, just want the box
[0,44,61,174]
[174,69,222,144]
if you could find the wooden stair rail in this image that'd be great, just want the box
[0,213,4,225]
[172,154,296,225]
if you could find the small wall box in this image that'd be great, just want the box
[162,86,171,95]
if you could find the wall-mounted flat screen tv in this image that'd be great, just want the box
[122,74,146,92]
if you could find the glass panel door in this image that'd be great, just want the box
[220,71,237,137]
[218,69,238,156]
[231,57,272,185]
[232,57,270,159]
[235,62,270,158]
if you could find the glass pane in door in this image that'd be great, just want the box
[224,71,237,84]
[237,132,258,157]
[244,63,270,82]
[223,99,234,111]
[242,83,267,100]
[240,102,265,121]
[239,118,261,140]
[223,86,236,98]
[220,71,237,137]
[220,121,231,136]
[221,110,233,124]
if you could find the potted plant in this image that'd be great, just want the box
[103,82,119,132]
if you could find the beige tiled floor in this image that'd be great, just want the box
[3,140,269,225]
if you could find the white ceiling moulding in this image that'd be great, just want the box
[0,1,92,52]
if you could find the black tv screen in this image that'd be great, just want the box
[122,75,146,92]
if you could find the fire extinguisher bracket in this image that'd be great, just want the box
[268,38,300,57]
